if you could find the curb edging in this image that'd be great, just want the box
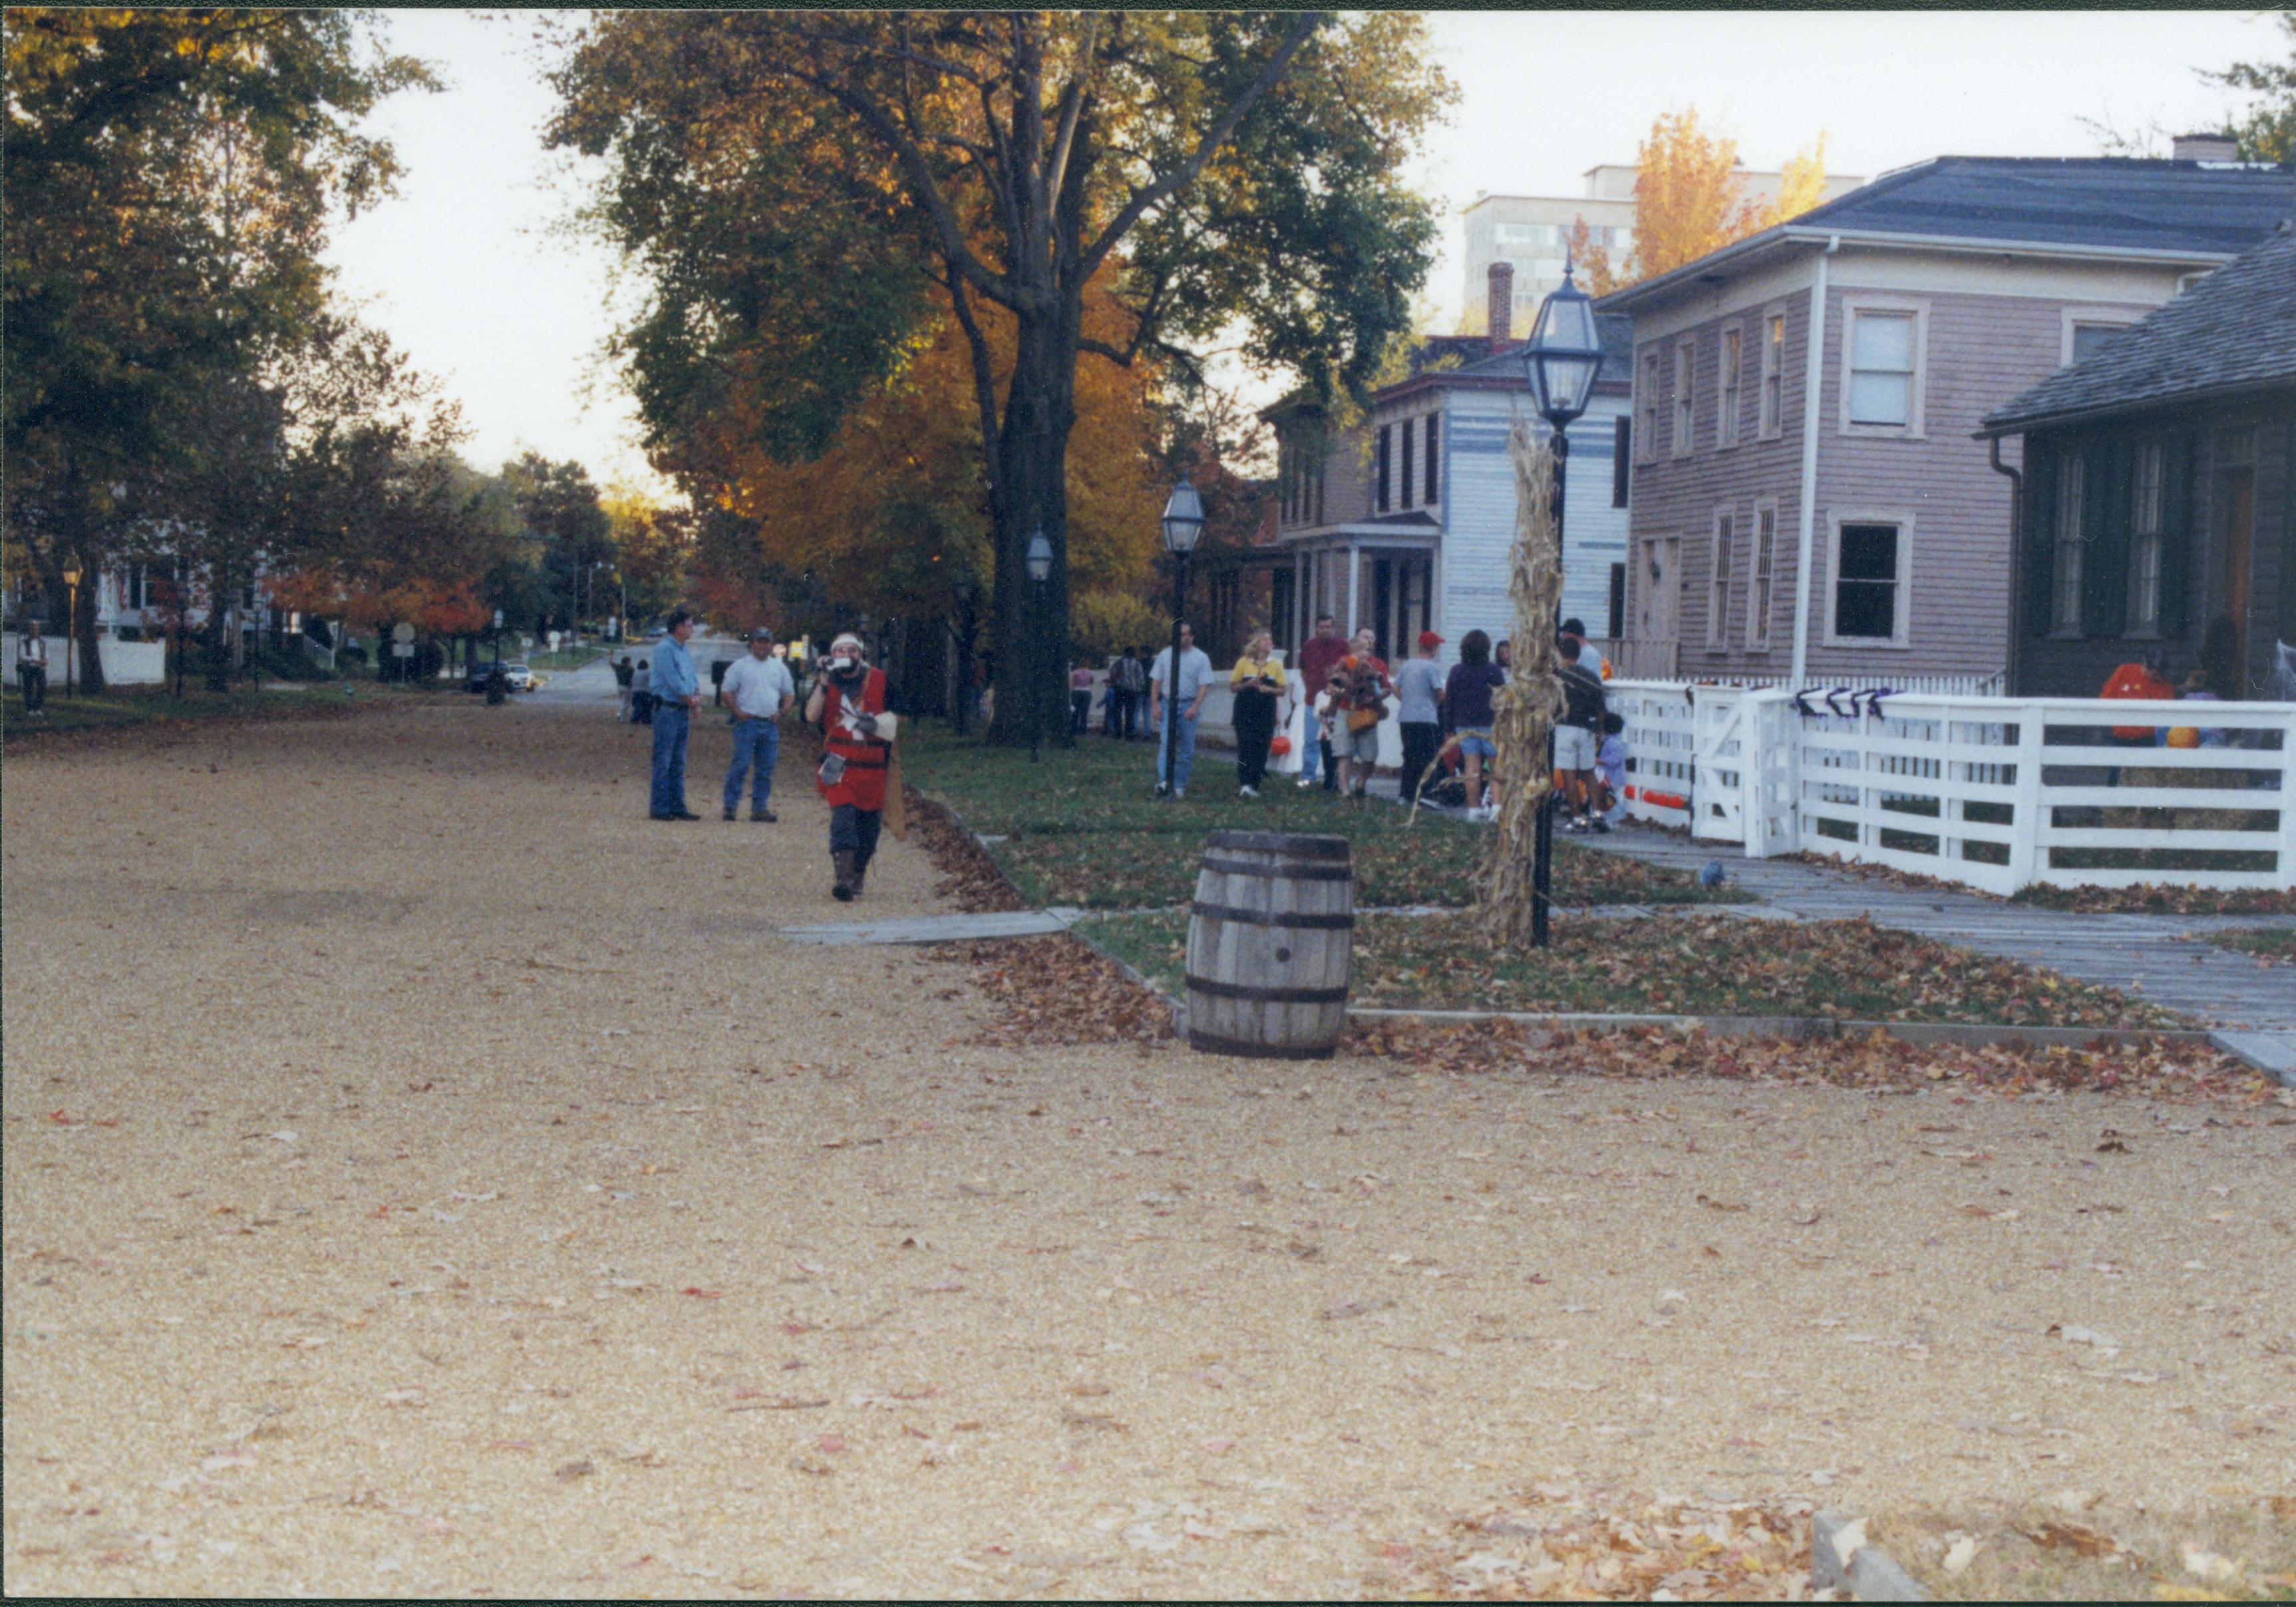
[1812,1511,1927,1601]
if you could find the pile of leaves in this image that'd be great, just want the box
[1085,910,2185,1029]
[1371,1485,1818,1600]
[1349,1015,2289,1106]
[2011,881,2296,916]
[2202,925,2296,964]
[927,935,1173,1048]
[1870,1492,2296,1602]
[901,786,1027,913]
[1778,852,2296,919]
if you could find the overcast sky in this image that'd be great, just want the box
[321,9,2288,492]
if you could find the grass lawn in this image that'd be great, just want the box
[2203,926,2296,964]
[900,724,1734,911]
[3,682,360,738]
[1081,907,2184,1028]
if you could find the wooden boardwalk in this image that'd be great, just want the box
[1574,823,2296,1032]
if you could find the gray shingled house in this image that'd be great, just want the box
[1595,151,2295,689]
[1980,219,2295,699]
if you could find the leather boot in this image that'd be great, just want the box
[850,852,870,898]
[832,850,856,903]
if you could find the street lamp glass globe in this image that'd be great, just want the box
[1524,265,1604,429]
[1025,528,1054,583]
[1160,479,1205,555]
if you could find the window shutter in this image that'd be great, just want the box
[1612,417,1631,507]
[2025,445,2057,638]
[1376,426,1391,513]
[2158,432,2196,640]
[2082,439,2128,637]
[1424,414,1439,504]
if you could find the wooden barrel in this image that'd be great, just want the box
[1185,831,1354,1060]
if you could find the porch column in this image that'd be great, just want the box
[1346,543,1361,638]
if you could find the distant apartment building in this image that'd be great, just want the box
[1462,164,1869,330]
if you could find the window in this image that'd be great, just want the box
[1671,342,1695,456]
[1717,327,1742,448]
[1423,414,1439,505]
[1637,349,1660,462]
[1607,562,1627,641]
[2051,450,2085,634]
[2060,306,2144,366]
[1759,312,1786,438]
[1747,502,1778,649]
[1612,416,1631,507]
[1400,418,1415,510]
[1706,510,1734,647]
[1845,307,1919,430]
[1375,424,1391,513]
[2130,441,2164,635]
[2069,323,2126,364]
[1828,517,1911,645]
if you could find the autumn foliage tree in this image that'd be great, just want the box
[1566,109,1828,295]
[549,10,1450,744]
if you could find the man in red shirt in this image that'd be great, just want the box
[1294,613,1347,791]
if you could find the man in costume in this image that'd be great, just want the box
[805,632,896,901]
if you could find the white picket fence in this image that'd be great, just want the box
[1608,680,2295,894]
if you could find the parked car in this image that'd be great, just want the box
[500,662,537,691]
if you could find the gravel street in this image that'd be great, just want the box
[6,692,2292,1598]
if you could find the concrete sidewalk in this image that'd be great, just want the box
[1569,822,2295,1034]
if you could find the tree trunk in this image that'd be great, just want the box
[73,559,108,695]
[204,563,231,692]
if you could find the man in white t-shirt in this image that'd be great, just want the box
[721,627,796,821]
[15,623,49,716]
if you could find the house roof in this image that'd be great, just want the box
[1596,156,2296,314]
[1981,220,2296,435]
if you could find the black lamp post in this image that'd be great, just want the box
[1025,528,1053,764]
[1157,478,1206,798]
[951,566,977,736]
[1520,263,1605,948]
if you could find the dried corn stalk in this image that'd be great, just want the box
[1477,416,1565,947]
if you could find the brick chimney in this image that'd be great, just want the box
[1486,261,1514,355]
[2171,132,2239,162]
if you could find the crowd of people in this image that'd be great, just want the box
[1086,612,1629,828]
[614,610,1637,905]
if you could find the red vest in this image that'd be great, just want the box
[818,668,890,810]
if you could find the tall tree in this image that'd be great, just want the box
[1565,111,1828,296]
[3,8,430,687]
[549,11,1450,744]
[2206,12,2296,163]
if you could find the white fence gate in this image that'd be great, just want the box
[1608,680,2295,893]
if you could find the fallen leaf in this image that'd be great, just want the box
[555,1460,595,1481]
[1943,1536,1979,1576]
[680,1287,723,1299]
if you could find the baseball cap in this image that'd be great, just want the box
[1417,629,1444,650]
[748,627,774,641]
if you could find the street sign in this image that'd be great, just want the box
[392,622,415,645]
[493,609,504,629]
[392,643,414,658]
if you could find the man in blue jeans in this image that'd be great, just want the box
[1146,621,1214,798]
[720,626,795,820]
[648,609,702,819]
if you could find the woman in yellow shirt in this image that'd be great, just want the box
[1230,629,1286,798]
